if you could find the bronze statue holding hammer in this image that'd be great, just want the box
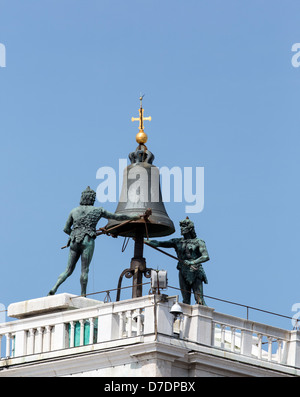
[48,186,141,297]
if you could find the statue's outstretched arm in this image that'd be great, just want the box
[147,238,178,249]
[101,208,139,222]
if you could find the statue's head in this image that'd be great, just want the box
[80,186,96,206]
[179,217,197,238]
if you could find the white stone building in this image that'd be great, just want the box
[0,292,299,377]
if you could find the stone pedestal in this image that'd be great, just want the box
[8,293,102,319]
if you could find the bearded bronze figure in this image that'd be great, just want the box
[147,217,210,305]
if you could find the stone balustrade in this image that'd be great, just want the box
[0,293,299,373]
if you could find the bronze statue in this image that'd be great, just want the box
[147,217,210,305]
[48,187,140,297]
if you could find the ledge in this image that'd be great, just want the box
[7,293,103,319]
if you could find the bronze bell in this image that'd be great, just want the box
[108,96,175,300]
[106,145,175,238]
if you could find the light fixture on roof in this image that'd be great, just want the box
[170,297,183,319]
[151,269,168,294]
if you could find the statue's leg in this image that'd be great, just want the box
[48,242,81,295]
[193,280,206,306]
[178,271,191,304]
[80,236,95,297]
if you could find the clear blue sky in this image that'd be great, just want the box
[0,0,300,329]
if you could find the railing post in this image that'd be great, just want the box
[143,302,155,335]
[156,300,173,336]
[53,323,66,350]
[189,305,214,345]
[241,328,253,357]
[97,304,118,343]
[13,330,26,357]
[287,330,300,367]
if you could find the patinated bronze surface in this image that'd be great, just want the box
[48,187,139,297]
[107,96,176,299]
[147,218,210,305]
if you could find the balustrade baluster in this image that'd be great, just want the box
[136,309,142,336]
[119,312,124,339]
[127,310,133,337]
[5,333,10,358]
[44,325,51,352]
[212,322,217,346]
[36,327,43,354]
[257,334,262,360]
[268,336,273,361]
[277,339,282,363]
[69,322,75,348]
[79,320,85,346]
[28,329,35,355]
[89,318,94,345]
[231,327,236,352]
[220,325,225,349]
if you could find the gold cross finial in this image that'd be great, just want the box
[131,94,151,144]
